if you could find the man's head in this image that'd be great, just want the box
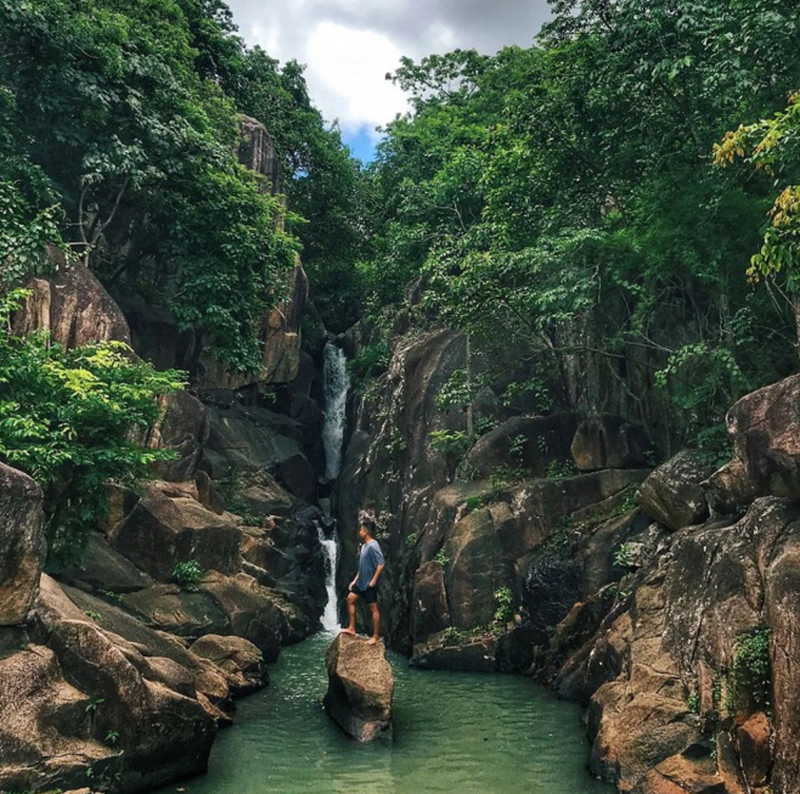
[359,518,375,541]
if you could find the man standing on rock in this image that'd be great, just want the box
[341,518,385,644]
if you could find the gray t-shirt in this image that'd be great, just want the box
[357,539,385,589]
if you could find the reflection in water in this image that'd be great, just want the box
[158,633,612,794]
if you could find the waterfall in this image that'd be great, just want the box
[318,342,349,632]
[321,342,350,482]
[317,520,340,633]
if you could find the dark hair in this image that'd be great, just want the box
[360,518,375,534]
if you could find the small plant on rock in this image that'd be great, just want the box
[545,459,578,479]
[172,560,203,592]
[493,586,515,626]
[434,548,450,567]
[613,543,635,569]
[464,494,485,513]
[731,627,772,710]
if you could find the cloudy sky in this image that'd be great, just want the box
[225,0,552,161]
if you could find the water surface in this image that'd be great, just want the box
[159,632,611,794]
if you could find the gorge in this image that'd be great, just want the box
[2,2,800,793]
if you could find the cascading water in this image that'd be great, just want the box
[321,342,350,482]
[317,524,339,633]
[318,341,350,632]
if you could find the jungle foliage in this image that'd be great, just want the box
[0,0,365,365]
[0,290,184,562]
[359,0,800,444]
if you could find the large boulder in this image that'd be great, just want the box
[0,577,217,794]
[148,390,209,482]
[60,531,154,594]
[109,485,242,581]
[200,571,290,662]
[120,585,229,638]
[570,413,649,471]
[702,458,758,516]
[559,497,800,793]
[0,463,46,625]
[727,373,800,499]
[41,577,235,716]
[189,634,267,695]
[12,251,131,348]
[323,634,393,742]
[636,451,714,530]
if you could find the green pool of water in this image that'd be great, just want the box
[160,632,612,794]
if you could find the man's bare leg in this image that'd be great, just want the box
[367,602,380,644]
[340,592,358,635]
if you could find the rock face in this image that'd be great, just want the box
[552,496,800,794]
[462,413,581,479]
[147,390,209,482]
[571,413,649,471]
[12,249,132,348]
[323,634,393,742]
[238,114,281,195]
[0,463,46,625]
[727,373,800,499]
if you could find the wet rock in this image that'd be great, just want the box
[323,634,393,741]
[571,413,649,471]
[637,451,714,530]
[190,634,267,695]
[727,373,800,499]
[0,463,46,626]
[109,484,242,581]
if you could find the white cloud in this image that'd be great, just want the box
[228,0,552,132]
[305,23,409,137]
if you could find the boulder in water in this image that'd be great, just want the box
[323,634,393,742]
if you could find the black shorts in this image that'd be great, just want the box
[352,585,378,604]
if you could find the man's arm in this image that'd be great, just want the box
[369,563,385,588]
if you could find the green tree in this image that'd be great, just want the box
[0,0,298,371]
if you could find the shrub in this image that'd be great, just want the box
[493,586,515,625]
[172,560,203,592]
[0,290,184,562]
[731,627,772,710]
